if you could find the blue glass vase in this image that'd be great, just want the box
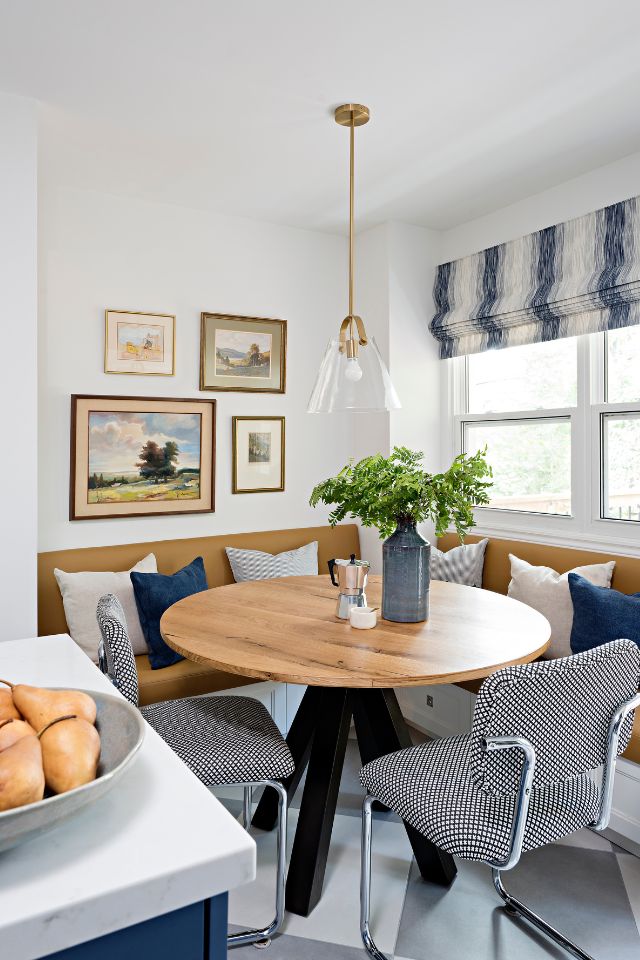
[382,518,430,623]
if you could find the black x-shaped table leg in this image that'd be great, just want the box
[252,686,457,917]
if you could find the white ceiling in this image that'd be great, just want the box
[2,0,640,233]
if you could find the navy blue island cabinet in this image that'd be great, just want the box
[45,893,228,960]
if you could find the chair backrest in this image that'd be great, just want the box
[470,638,640,795]
[96,594,140,707]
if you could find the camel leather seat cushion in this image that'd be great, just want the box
[438,532,640,767]
[38,524,361,706]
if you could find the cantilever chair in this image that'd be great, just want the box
[359,638,640,960]
[96,593,293,949]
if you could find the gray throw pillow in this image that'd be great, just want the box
[430,538,488,588]
[226,541,318,582]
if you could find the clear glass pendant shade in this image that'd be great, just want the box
[307,337,401,413]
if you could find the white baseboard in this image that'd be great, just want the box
[396,684,474,740]
[608,757,640,852]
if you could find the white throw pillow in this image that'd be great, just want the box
[54,553,157,662]
[507,554,616,659]
[430,538,489,588]
[226,541,318,582]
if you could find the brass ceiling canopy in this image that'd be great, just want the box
[334,103,370,127]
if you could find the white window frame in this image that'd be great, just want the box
[443,332,640,557]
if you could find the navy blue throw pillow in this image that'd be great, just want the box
[568,572,640,655]
[131,557,208,669]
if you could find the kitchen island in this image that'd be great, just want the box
[0,634,256,960]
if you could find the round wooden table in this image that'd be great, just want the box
[161,575,549,916]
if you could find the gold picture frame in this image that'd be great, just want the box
[232,416,285,494]
[105,310,176,376]
[70,395,215,520]
[200,313,286,393]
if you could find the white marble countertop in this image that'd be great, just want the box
[0,634,256,960]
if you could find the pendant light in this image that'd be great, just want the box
[307,104,401,413]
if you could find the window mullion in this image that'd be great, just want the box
[574,333,593,531]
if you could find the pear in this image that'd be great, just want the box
[0,735,45,811]
[0,680,96,730]
[38,715,100,794]
[0,718,36,751]
[0,689,21,724]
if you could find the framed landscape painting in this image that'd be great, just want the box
[105,310,175,376]
[70,395,215,520]
[232,416,285,494]
[200,313,286,393]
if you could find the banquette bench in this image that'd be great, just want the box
[38,524,360,705]
[439,532,640,765]
[38,524,638,763]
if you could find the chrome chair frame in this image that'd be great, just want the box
[226,779,287,950]
[360,691,640,960]
[98,639,288,950]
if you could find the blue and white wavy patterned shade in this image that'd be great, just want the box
[430,196,640,359]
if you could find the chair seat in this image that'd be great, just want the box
[141,694,295,785]
[360,734,600,863]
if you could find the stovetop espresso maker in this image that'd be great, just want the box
[328,553,370,619]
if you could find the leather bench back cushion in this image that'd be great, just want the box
[38,524,361,704]
[438,533,640,764]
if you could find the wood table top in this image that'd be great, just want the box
[160,575,550,689]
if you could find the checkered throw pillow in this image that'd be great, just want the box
[226,540,318,582]
[430,538,488,588]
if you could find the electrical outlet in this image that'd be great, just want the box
[426,694,434,708]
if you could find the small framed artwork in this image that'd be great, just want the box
[70,395,215,520]
[232,416,285,494]
[105,310,175,376]
[200,313,286,393]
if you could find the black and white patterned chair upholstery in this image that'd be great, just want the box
[141,695,293,784]
[96,594,294,785]
[360,639,640,863]
[361,733,600,863]
[96,594,140,706]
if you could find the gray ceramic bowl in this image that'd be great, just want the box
[0,688,145,853]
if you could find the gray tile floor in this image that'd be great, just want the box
[220,735,640,960]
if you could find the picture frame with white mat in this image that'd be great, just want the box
[232,416,285,494]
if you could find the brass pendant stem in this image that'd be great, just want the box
[349,117,355,323]
[334,104,371,348]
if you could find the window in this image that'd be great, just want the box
[467,338,577,413]
[449,327,640,549]
[606,327,640,403]
[602,413,640,522]
[464,418,571,515]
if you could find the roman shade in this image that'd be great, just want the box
[430,195,640,358]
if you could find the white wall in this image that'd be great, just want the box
[0,95,38,639]
[349,224,392,570]
[350,221,441,570]
[38,185,349,551]
[441,148,640,262]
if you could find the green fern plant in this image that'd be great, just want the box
[310,446,492,540]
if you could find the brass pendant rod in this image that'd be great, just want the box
[335,103,370,347]
[349,114,355,329]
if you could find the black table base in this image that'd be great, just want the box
[252,687,457,917]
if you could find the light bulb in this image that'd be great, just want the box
[344,357,363,382]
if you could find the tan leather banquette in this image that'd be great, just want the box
[38,524,360,705]
[38,524,639,764]
[438,533,640,764]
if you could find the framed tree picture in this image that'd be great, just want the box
[104,310,176,376]
[70,395,215,520]
[200,313,286,393]
[232,416,285,493]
